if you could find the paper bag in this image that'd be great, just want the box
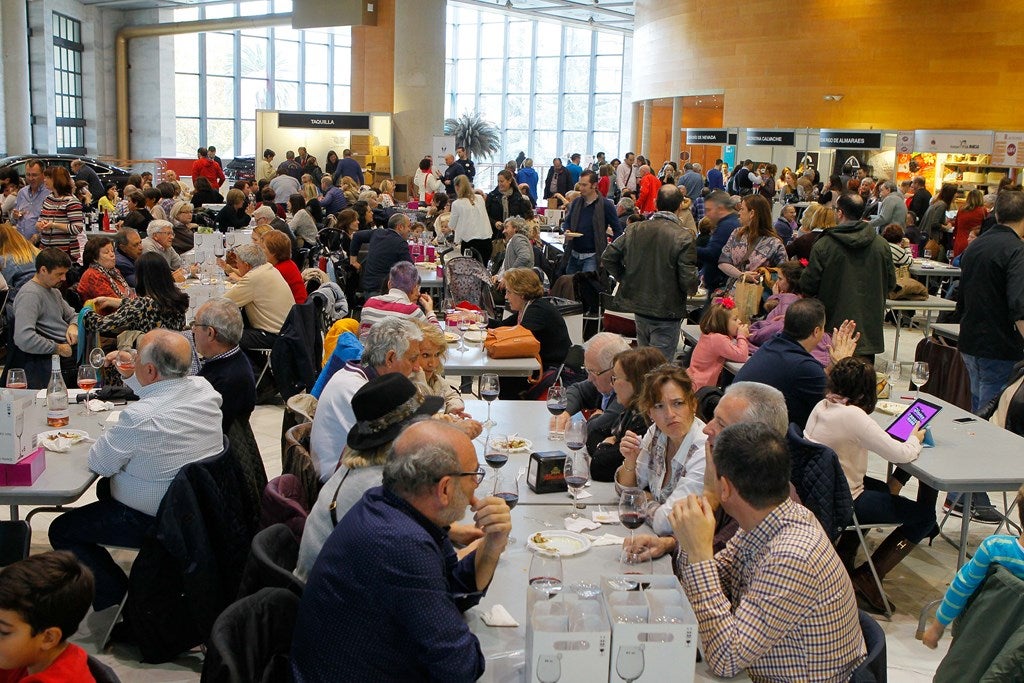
[732,279,762,324]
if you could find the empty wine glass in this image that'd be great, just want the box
[77,366,97,415]
[480,373,499,429]
[456,313,471,352]
[618,547,652,589]
[564,418,589,519]
[615,645,646,683]
[911,361,930,398]
[886,359,902,394]
[546,382,567,440]
[923,248,933,260]
[492,470,519,544]
[528,550,563,603]
[5,368,28,390]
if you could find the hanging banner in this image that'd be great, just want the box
[685,129,728,145]
[745,129,796,146]
[278,112,371,129]
[896,130,914,154]
[914,130,994,154]
[818,130,883,149]
[991,132,1024,166]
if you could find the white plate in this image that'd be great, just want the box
[36,429,90,445]
[444,331,460,343]
[463,330,486,343]
[490,437,532,453]
[527,530,592,557]
[875,400,907,416]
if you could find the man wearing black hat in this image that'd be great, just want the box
[293,420,511,681]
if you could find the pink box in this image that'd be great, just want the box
[436,263,443,278]
[407,200,419,210]
[536,207,547,216]
[909,243,919,258]
[1,446,45,486]
[426,245,436,261]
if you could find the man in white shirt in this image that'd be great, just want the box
[615,152,638,194]
[223,243,294,352]
[48,329,224,610]
[311,317,423,479]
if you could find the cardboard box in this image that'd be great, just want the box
[526,595,611,683]
[0,394,34,464]
[527,451,568,494]
[603,576,699,683]
[372,155,392,172]
[547,198,560,210]
[393,175,412,201]
[1,446,46,486]
[350,134,372,149]
[371,145,390,156]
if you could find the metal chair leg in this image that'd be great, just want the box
[851,511,894,621]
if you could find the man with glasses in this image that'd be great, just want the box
[11,160,48,240]
[555,332,630,434]
[140,220,185,281]
[292,420,511,682]
[191,298,256,432]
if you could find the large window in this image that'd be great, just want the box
[173,0,351,158]
[446,3,625,187]
[53,12,85,155]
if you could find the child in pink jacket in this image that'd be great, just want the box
[687,299,749,390]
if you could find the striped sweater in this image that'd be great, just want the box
[936,535,1024,626]
[38,194,85,261]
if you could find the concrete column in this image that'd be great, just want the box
[629,101,641,153]
[2,0,32,153]
[640,99,653,159]
[392,0,445,183]
[670,96,682,164]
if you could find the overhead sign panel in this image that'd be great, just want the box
[685,129,728,145]
[819,130,883,149]
[745,129,795,146]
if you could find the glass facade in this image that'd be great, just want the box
[53,12,85,155]
[445,2,625,187]
[173,0,351,158]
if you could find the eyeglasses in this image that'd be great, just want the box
[190,321,213,331]
[437,466,486,485]
[586,365,613,377]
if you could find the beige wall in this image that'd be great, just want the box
[633,0,1024,130]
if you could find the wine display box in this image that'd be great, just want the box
[0,394,33,464]
[526,593,611,683]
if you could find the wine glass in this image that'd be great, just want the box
[115,349,137,376]
[77,366,97,415]
[911,361,930,398]
[615,645,646,683]
[564,418,589,519]
[886,359,902,395]
[492,470,519,544]
[546,382,567,441]
[457,313,471,352]
[923,248,933,260]
[5,368,28,390]
[213,235,225,259]
[528,549,563,606]
[89,347,105,370]
[483,434,508,475]
[618,488,646,546]
[480,373,499,429]
[618,547,653,590]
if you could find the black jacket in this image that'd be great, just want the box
[485,187,532,229]
[217,204,251,232]
[589,406,647,482]
[543,167,571,199]
[270,296,325,401]
[786,424,853,542]
[362,228,413,295]
[496,297,571,368]
[200,350,256,432]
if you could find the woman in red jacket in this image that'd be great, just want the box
[952,189,986,257]
[261,230,306,304]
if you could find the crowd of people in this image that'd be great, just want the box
[2,142,1023,683]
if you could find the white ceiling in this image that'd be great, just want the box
[75,0,634,32]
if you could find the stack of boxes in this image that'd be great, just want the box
[0,393,46,486]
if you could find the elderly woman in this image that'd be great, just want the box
[614,363,708,535]
[494,216,534,285]
[76,236,135,304]
[169,199,197,253]
[295,375,484,581]
[494,267,570,370]
[288,193,319,248]
[449,175,493,263]
[86,252,189,336]
[589,347,666,481]
[413,320,470,417]
[37,166,85,260]
[719,194,786,283]
[773,204,798,244]
[261,229,307,304]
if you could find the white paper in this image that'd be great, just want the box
[564,517,601,533]
[481,604,519,627]
[105,411,122,423]
[592,510,620,524]
[584,533,626,547]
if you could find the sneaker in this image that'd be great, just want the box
[970,505,1003,524]
[942,500,965,518]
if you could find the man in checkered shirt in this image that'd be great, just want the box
[670,422,866,682]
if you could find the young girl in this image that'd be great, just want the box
[923,484,1024,649]
[687,299,749,391]
[748,259,833,366]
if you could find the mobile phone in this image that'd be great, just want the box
[953,417,977,423]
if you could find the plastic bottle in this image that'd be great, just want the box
[46,355,69,428]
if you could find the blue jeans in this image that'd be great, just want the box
[565,251,597,275]
[635,315,682,362]
[960,352,1017,413]
[49,483,156,610]
[856,476,936,544]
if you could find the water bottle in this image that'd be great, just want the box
[46,355,69,427]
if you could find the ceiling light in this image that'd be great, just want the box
[823,94,844,102]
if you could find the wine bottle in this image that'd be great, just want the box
[46,355,69,427]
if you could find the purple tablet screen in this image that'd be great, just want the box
[885,399,941,441]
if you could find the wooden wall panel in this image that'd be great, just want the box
[633,0,1024,130]
[350,0,394,112]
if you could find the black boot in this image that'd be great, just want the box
[835,531,860,573]
[851,529,916,614]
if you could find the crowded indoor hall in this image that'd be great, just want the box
[1,0,1023,681]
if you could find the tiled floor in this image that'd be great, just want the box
[12,322,1011,682]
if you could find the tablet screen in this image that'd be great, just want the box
[885,399,941,441]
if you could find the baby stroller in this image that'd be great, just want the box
[443,255,496,319]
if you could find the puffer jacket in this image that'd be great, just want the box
[786,424,853,542]
[801,220,896,356]
[601,211,699,320]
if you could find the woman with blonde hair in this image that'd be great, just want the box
[300,174,319,202]
[413,320,469,417]
[787,201,837,260]
[0,222,39,292]
[449,175,493,263]
[378,179,396,209]
[169,200,197,253]
[340,176,359,204]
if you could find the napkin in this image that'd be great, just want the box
[564,517,601,533]
[592,510,620,524]
[481,604,519,627]
[36,389,87,400]
[105,411,123,423]
[37,432,90,453]
[86,399,116,412]
[568,488,593,500]
[585,533,626,547]
[922,427,935,448]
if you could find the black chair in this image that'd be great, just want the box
[851,609,887,682]
[0,520,31,567]
[200,587,300,683]
[87,655,122,683]
[237,523,305,599]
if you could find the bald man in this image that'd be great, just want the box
[636,164,661,214]
[49,329,225,610]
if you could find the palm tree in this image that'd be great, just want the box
[443,112,500,160]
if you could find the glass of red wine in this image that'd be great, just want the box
[77,366,97,415]
[492,469,519,544]
[564,417,589,519]
[546,381,567,441]
[483,435,509,483]
[480,373,499,429]
[5,368,28,390]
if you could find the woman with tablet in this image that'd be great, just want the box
[804,357,937,613]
